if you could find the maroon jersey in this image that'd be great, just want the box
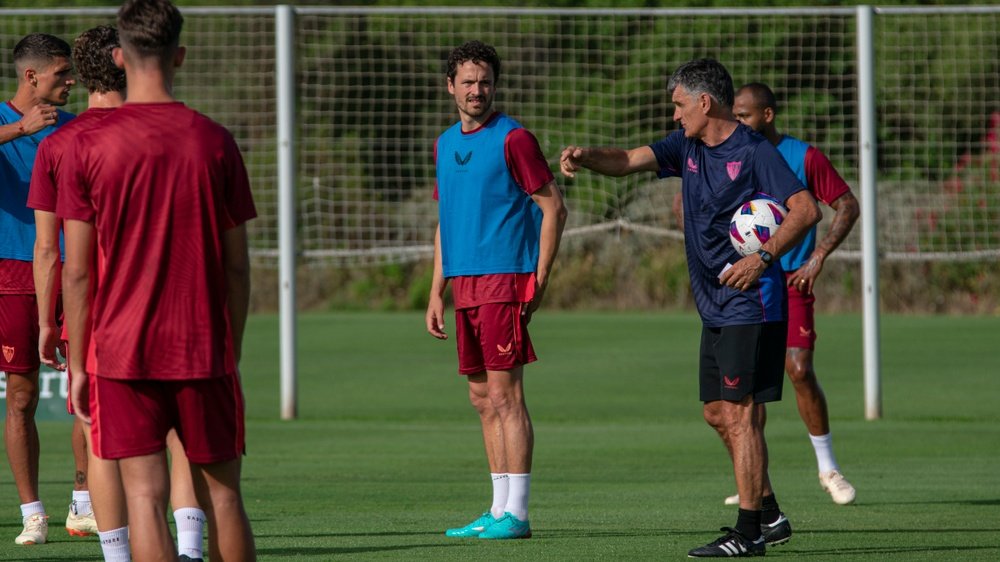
[29,108,117,213]
[56,102,256,381]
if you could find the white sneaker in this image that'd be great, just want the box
[819,469,856,505]
[723,493,740,506]
[66,503,99,536]
[15,513,48,545]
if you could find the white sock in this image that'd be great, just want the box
[72,490,93,516]
[490,473,509,519]
[20,501,45,519]
[504,473,531,522]
[809,432,840,474]
[99,526,131,562]
[174,507,206,558]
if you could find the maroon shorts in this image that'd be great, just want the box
[0,294,40,374]
[90,374,245,464]
[786,275,817,350]
[454,302,537,375]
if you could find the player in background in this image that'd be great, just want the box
[560,59,821,557]
[729,82,860,505]
[58,0,255,559]
[0,32,75,546]
[426,40,567,540]
[28,25,207,561]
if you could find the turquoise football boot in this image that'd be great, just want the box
[478,512,531,539]
[445,512,496,538]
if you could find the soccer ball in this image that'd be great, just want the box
[729,196,787,256]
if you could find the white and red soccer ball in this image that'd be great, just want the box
[729,196,787,256]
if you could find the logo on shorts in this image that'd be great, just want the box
[799,326,813,337]
[496,342,512,356]
[723,375,740,389]
[1,345,13,363]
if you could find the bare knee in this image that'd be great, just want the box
[468,387,494,418]
[4,380,39,417]
[703,402,725,433]
[785,349,816,386]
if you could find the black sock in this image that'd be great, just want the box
[761,494,781,525]
[735,508,761,539]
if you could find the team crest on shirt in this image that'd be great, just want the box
[726,161,742,180]
[2,345,13,362]
[455,151,473,166]
[687,157,699,174]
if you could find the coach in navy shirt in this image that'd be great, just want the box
[560,58,820,558]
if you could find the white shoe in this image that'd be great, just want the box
[15,513,48,545]
[723,493,740,506]
[66,503,99,536]
[819,469,856,505]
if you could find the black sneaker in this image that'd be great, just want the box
[688,527,765,557]
[761,512,792,546]
[178,556,204,562]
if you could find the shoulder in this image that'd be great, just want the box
[777,134,809,150]
[505,127,539,146]
[188,108,230,136]
[496,112,523,130]
[437,120,464,141]
[650,129,687,150]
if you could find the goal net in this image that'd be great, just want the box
[0,6,997,266]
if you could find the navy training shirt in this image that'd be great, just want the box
[650,125,805,327]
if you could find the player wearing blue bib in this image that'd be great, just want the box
[427,41,567,541]
[436,112,543,278]
[733,82,860,507]
[561,59,821,558]
[0,32,75,547]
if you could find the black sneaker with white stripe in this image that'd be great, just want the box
[688,527,765,558]
[761,512,792,546]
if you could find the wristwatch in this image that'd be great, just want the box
[756,249,773,266]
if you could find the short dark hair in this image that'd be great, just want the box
[737,82,779,115]
[73,26,125,94]
[667,58,734,109]
[446,40,501,82]
[13,33,71,73]
[118,0,184,60]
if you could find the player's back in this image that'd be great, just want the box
[66,102,256,380]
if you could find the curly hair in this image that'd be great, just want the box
[118,0,184,59]
[667,58,734,110]
[446,40,500,82]
[73,26,125,94]
[13,33,71,73]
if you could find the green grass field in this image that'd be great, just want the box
[1,312,998,560]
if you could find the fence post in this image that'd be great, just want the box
[856,5,882,420]
[276,4,298,420]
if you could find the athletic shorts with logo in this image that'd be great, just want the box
[90,373,246,464]
[699,322,786,403]
[0,294,40,374]
[455,302,537,375]
[785,272,817,350]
